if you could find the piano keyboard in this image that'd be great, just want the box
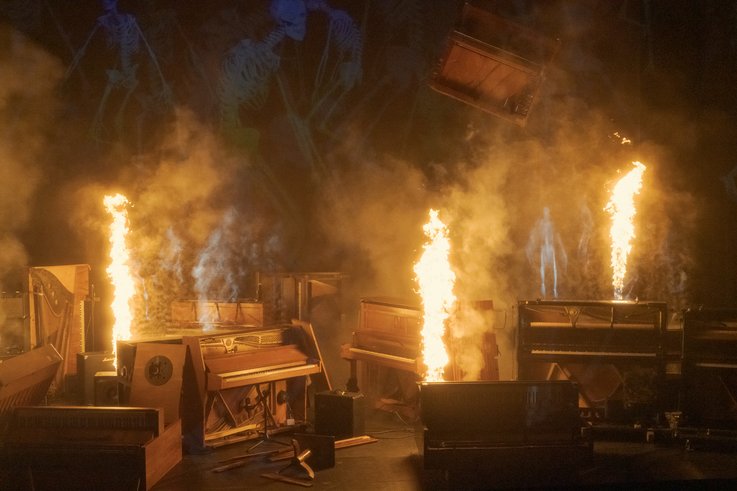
[209,362,322,390]
[345,347,416,372]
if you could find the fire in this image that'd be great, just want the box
[104,193,135,368]
[414,209,456,382]
[604,161,646,300]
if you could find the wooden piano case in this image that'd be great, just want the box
[341,297,499,418]
[517,299,669,428]
[181,321,325,450]
[0,344,62,434]
[0,406,181,491]
[340,297,422,416]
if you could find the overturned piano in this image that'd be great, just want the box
[118,316,328,451]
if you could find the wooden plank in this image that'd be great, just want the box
[260,472,313,487]
[144,419,182,490]
[130,343,187,426]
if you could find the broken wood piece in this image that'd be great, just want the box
[260,472,313,487]
[211,449,280,472]
[267,434,378,462]
[335,435,378,449]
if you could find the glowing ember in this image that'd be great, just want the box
[414,209,456,382]
[104,193,135,368]
[604,161,646,300]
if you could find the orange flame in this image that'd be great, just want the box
[605,162,646,300]
[104,193,135,368]
[414,209,455,382]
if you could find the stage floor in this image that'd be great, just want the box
[3,407,737,490]
[147,410,737,491]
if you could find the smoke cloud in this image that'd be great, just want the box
[0,28,63,285]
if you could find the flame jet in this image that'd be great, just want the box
[605,162,646,300]
[414,209,456,382]
[104,193,135,367]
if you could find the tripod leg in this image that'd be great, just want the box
[248,383,291,452]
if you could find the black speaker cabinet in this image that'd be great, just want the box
[315,390,365,439]
[94,370,119,406]
[77,351,115,405]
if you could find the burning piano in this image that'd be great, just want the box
[341,210,499,418]
[340,297,498,419]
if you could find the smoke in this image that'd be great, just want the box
[0,28,63,286]
[124,109,286,334]
[316,156,429,302]
[63,108,292,338]
[192,205,283,327]
[314,80,703,381]
[439,147,517,380]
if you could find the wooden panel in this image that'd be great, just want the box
[144,419,182,490]
[129,343,187,426]
[170,300,265,326]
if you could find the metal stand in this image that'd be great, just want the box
[248,383,291,452]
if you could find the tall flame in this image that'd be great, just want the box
[104,193,135,368]
[604,161,646,300]
[414,209,455,382]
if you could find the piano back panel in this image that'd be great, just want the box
[169,300,269,329]
[429,3,559,128]
[681,308,737,429]
[517,300,669,424]
[420,380,582,444]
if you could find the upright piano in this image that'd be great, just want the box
[340,297,423,414]
[517,299,670,426]
[340,297,498,416]
[181,320,325,449]
[680,307,737,429]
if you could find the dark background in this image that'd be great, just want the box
[1,1,737,367]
